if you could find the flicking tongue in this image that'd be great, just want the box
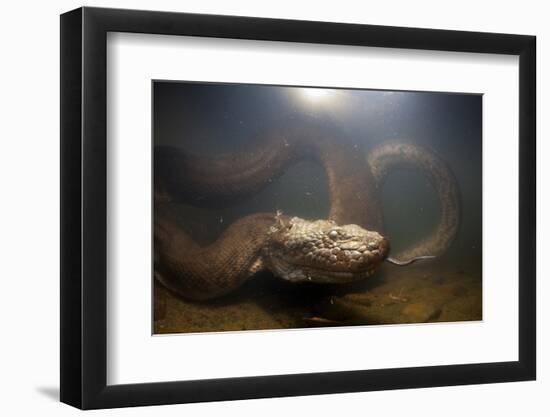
[385,255,435,266]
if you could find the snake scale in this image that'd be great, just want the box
[154,123,460,300]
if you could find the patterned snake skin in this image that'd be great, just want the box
[154,123,460,300]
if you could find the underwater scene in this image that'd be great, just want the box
[153,81,482,334]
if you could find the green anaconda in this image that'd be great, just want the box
[154,124,460,300]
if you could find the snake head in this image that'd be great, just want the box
[266,216,389,283]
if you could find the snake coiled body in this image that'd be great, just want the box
[154,123,460,300]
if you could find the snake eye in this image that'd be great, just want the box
[328,230,338,239]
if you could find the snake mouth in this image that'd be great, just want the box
[268,253,383,284]
[300,265,380,283]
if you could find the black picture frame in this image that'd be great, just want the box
[60,6,536,410]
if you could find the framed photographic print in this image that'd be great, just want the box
[60,6,536,409]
